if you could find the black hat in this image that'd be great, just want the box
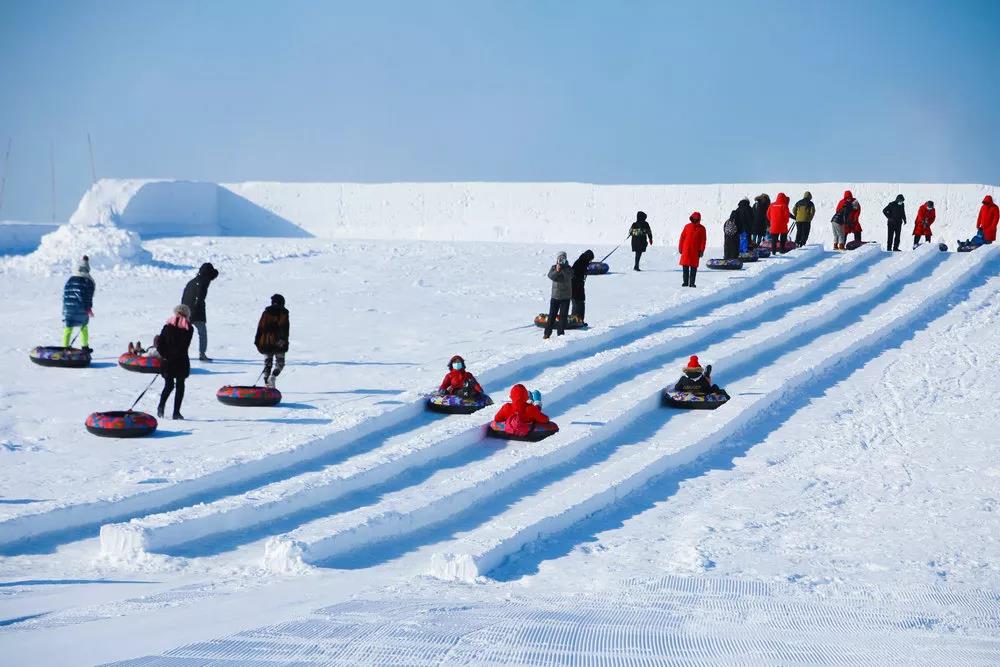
[271,293,285,307]
[926,200,934,209]
[896,194,905,202]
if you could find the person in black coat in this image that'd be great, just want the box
[882,194,907,252]
[628,211,653,270]
[570,249,594,323]
[156,304,195,419]
[181,262,219,362]
[751,194,771,245]
[723,210,740,260]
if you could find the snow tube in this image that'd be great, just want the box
[662,389,730,410]
[739,250,759,262]
[706,258,743,270]
[755,247,771,258]
[585,261,610,275]
[29,346,91,368]
[957,243,977,253]
[118,353,162,374]
[486,420,559,442]
[427,391,494,415]
[759,240,796,253]
[534,314,587,329]
[216,385,282,407]
[85,410,158,438]
[844,239,877,251]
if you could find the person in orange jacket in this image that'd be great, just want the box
[976,195,998,243]
[493,384,550,436]
[438,355,483,398]
[913,201,936,247]
[767,192,792,253]
[678,211,707,288]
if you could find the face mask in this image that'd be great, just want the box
[452,362,464,370]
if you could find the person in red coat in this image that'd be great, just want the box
[836,190,863,245]
[678,211,707,288]
[976,195,998,243]
[438,355,483,397]
[913,201,936,246]
[767,193,792,253]
[493,383,549,436]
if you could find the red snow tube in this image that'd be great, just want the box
[486,420,559,442]
[29,346,91,368]
[534,314,587,329]
[85,410,158,438]
[216,385,282,407]
[118,353,162,374]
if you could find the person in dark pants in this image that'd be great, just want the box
[767,192,792,252]
[751,193,772,245]
[255,294,290,389]
[723,212,740,260]
[570,249,594,324]
[913,201,936,247]
[628,211,653,270]
[679,212,707,287]
[181,262,219,362]
[544,251,574,339]
[792,191,816,246]
[156,304,194,419]
[882,194,907,251]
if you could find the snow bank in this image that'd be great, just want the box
[77,179,1000,247]
[0,221,61,255]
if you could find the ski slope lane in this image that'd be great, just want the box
[0,248,817,553]
[430,246,998,581]
[262,246,926,572]
[99,247,834,560]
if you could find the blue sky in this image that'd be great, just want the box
[1,0,997,221]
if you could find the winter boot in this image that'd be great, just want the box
[156,402,165,419]
[172,411,184,420]
[266,375,276,389]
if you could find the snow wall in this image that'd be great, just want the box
[20,179,1000,256]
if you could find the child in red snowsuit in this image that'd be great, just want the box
[439,355,483,397]
[493,384,549,436]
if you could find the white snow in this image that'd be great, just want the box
[0,181,998,666]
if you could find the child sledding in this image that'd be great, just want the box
[488,384,558,441]
[427,355,493,414]
[662,356,730,410]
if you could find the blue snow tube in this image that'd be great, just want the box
[426,391,494,415]
[706,258,743,270]
[585,262,610,275]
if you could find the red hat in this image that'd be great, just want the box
[684,355,703,372]
[690,212,702,222]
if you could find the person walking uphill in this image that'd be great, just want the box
[181,262,219,362]
[255,294,290,389]
[767,193,792,253]
[570,249,594,323]
[913,201,936,246]
[678,212,707,287]
[882,195,907,252]
[792,192,816,246]
[543,251,574,339]
[62,255,95,351]
[628,211,653,271]
[156,305,194,420]
[977,195,999,243]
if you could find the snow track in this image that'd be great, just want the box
[1,248,817,553]
[261,245,935,572]
[100,248,841,561]
[432,246,998,581]
[104,575,1000,666]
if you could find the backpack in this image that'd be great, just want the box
[723,218,738,237]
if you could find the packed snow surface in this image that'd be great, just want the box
[0,188,998,665]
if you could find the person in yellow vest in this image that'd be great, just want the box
[791,191,816,246]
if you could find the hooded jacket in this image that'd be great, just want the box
[836,191,862,233]
[913,203,936,236]
[629,212,653,251]
[493,383,549,427]
[570,250,595,300]
[678,219,707,267]
[792,194,815,223]
[733,199,754,236]
[181,263,219,322]
[255,304,290,354]
[752,194,771,235]
[767,193,792,235]
[62,272,95,327]
[977,195,998,242]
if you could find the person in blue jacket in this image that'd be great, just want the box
[62,255,95,351]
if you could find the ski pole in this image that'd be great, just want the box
[129,375,160,412]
